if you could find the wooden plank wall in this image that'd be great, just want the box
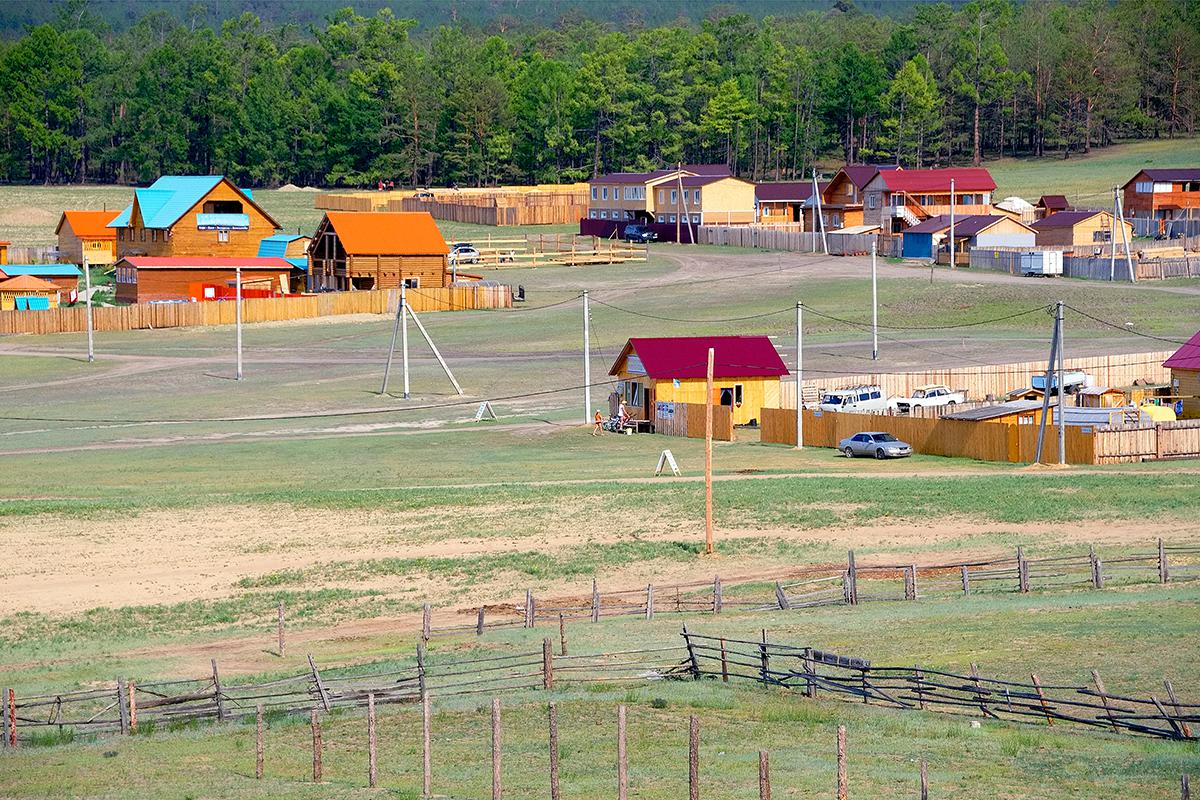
[653,402,734,441]
[777,351,1172,408]
[392,193,588,226]
[0,286,512,336]
[1092,420,1200,463]
[699,226,877,255]
[760,407,1097,464]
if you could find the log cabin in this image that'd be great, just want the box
[863,168,997,234]
[55,210,119,266]
[1122,169,1200,234]
[309,211,449,292]
[0,275,62,310]
[608,335,788,426]
[113,256,294,303]
[108,176,280,259]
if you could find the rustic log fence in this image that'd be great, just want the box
[679,629,1198,741]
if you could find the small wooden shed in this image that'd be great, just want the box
[608,335,789,426]
[1030,210,1133,252]
[310,211,449,292]
[0,275,61,310]
[56,210,119,266]
[1075,386,1126,408]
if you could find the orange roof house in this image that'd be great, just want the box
[56,210,120,266]
[0,274,62,310]
[310,211,449,292]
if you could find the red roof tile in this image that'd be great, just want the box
[1164,330,1200,371]
[877,168,996,193]
[610,336,789,379]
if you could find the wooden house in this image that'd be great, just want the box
[0,275,62,310]
[310,211,449,292]
[1122,169,1200,234]
[586,164,731,223]
[1035,195,1071,220]
[0,263,82,294]
[109,176,281,259]
[863,168,997,234]
[1030,210,1133,252]
[113,256,294,303]
[901,214,1035,263]
[812,165,901,231]
[1075,386,1126,408]
[55,210,119,266]
[608,335,789,426]
[258,234,311,290]
[755,182,822,225]
[653,175,756,226]
[1163,330,1200,418]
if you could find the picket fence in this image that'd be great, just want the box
[0,286,512,336]
[698,225,883,256]
[652,401,734,441]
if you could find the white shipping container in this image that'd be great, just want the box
[1020,250,1063,276]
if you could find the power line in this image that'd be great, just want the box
[590,298,793,323]
[1062,304,1189,345]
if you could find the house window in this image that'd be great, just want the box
[691,215,700,224]
[1135,181,1153,193]
[734,384,744,406]
[1153,182,1172,193]
[600,211,607,219]
[867,194,879,210]
[658,190,664,204]
[656,215,665,223]
[118,228,124,241]
[151,229,158,242]
[670,190,678,204]
[626,211,634,219]
[602,187,609,200]
[890,194,903,207]
[140,228,145,242]
[591,187,597,200]
[403,277,420,288]
[589,210,597,219]
[982,193,991,205]
[218,230,229,243]
[693,189,700,204]
[668,215,677,223]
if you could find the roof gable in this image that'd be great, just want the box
[903,214,1025,236]
[323,211,449,256]
[1164,329,1200,371]
[109,176,279,231]
[609,336,789,380]
[1126,168,1200,187]
[873,168,996,193]
[0,274,61,291]
[1030,210,1106,229]
[1036,195,1071,210]
[56,210,119,239]
[756,182,819,202]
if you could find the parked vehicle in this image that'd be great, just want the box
[449,243,480,264]
[621,224,658,243]
[837,432,913,459]
[818,385,888,413]
[889,384,966,414]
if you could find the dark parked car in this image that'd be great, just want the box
[622,224,658,243]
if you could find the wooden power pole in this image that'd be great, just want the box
[705,347,715,555]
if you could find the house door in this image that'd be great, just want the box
[719,387,734,406]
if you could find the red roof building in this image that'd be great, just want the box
[608,335,788,425]
[113,256,296,303]
[1122,168,1200,233]
[1165,330,1200,418]
[863,168,998,233]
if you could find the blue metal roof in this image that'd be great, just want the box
[196,213,250,230]
[108,176,226,229]
[2,263,82,277]
[285,257,308,270]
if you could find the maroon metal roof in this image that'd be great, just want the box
[1134,168,1200,183]
[678,175,730,187]
[840,164,901,190]
[1164,330,1200,371]
[877,168,996,193]
[682,164,732,176]
[903,214,1018,237]
[590,169,677,185]
[755,182,826,202]
[1037,194,1071,210]
[1030,210,1104,229]
[610,336,789,379]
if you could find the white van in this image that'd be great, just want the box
[818,385,889,413]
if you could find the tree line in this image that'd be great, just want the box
[0,0,1196,188]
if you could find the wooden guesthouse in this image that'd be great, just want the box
[109,176,280,259]
[0,263,82,294]
[309,212,449,292]
[0,275,62,310]
[55,210,119,266]
[608,335,789,426]
[113,256,295,303]
[1164,330,1200,419]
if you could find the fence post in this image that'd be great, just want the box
[1091,670,1121,733]
[543,638,555,690]
[367,694,378,788]
[682,623,701,679]
[914,667,926,710]
[836,725,848,800]
[422,603,432,642]
[1090,548,1103,589]
[128,680,137,733]
[116,677,130,735]
[961,565,971,595]
[907,565,918,600]
[720,637,729,682]
[491,698,502,800]
[617,704,628,800]
[774,582,791,610]
[689,715,700,800]
[417,642,427,699]
[1165,680,1193,738]
[1030,674,1054,726]
[645,584,655,620]
[592,579,600,622]
[477,606,486,636]
[804,650,816,698]
[759,751,771,800]
[548,702,560,800]
[255,705,264,779]
[1183,774,1191,800]
[919,759,928,800]
[713,575,723,614]
[277,601,286,657]
[759,629,770,685]
[847,550,859,605]
[526,590,535,628]
[559,614,568,656]
[311,710,323,783]
[5,688,14,747]
[1159,538,1169,583]
[1016,547,1029,593]
[422,690,432,798]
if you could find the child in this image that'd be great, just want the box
[592,409,603,436]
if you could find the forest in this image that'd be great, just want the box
[0,0,1196,188]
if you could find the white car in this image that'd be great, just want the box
[890,384,966,414]
[449,243,480,265]
[818,385,888,413]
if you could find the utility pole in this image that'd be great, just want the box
[704,347,714,555]
[870,240,879,360]
[948,178,955,270]
[676,167,683,244]
[1033,307,1059,465]
[1056,300,1066,465]
[795,302,803,449]
[235,265,243,380]
[380,284,409,397]
[83,254,94,363]
[1116,189,1135,282]
[810,172,819,253]
[813,169,828,255]
[1109,187,1119,281]
[583,290,592,424]
[402,283,410,399]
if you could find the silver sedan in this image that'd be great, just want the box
[837,432,913,459]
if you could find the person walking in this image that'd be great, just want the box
[592,409,603,436]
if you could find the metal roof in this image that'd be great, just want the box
[609,336,789,380]
[1,263,82,277]
[0,274,61,291]
[56,210,119,239]
[1130,169,1200,184]
[323,211,449,256]
[875,168,996,193]
[257,234,307,259]
[943,399,1053,421]
[903,214,1025,237]
[1037,195,1071,210]
[755,182,826,202]
[109,176,279,230]
[1164,329,1200,372]
[1030,210,1107,229]
[117,257,294,270]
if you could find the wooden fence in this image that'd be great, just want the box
[778,351,1172,407]
[3,245,61,264]
[699,225,878,255]
[760,407,1099,464]
[457,233,647,268]
[969,247,1200,281]
[0,286,512,336]
[682,630,1197,740]
[1092,420,1200,463]
[653,402,734,441]
[393,192,589,226]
